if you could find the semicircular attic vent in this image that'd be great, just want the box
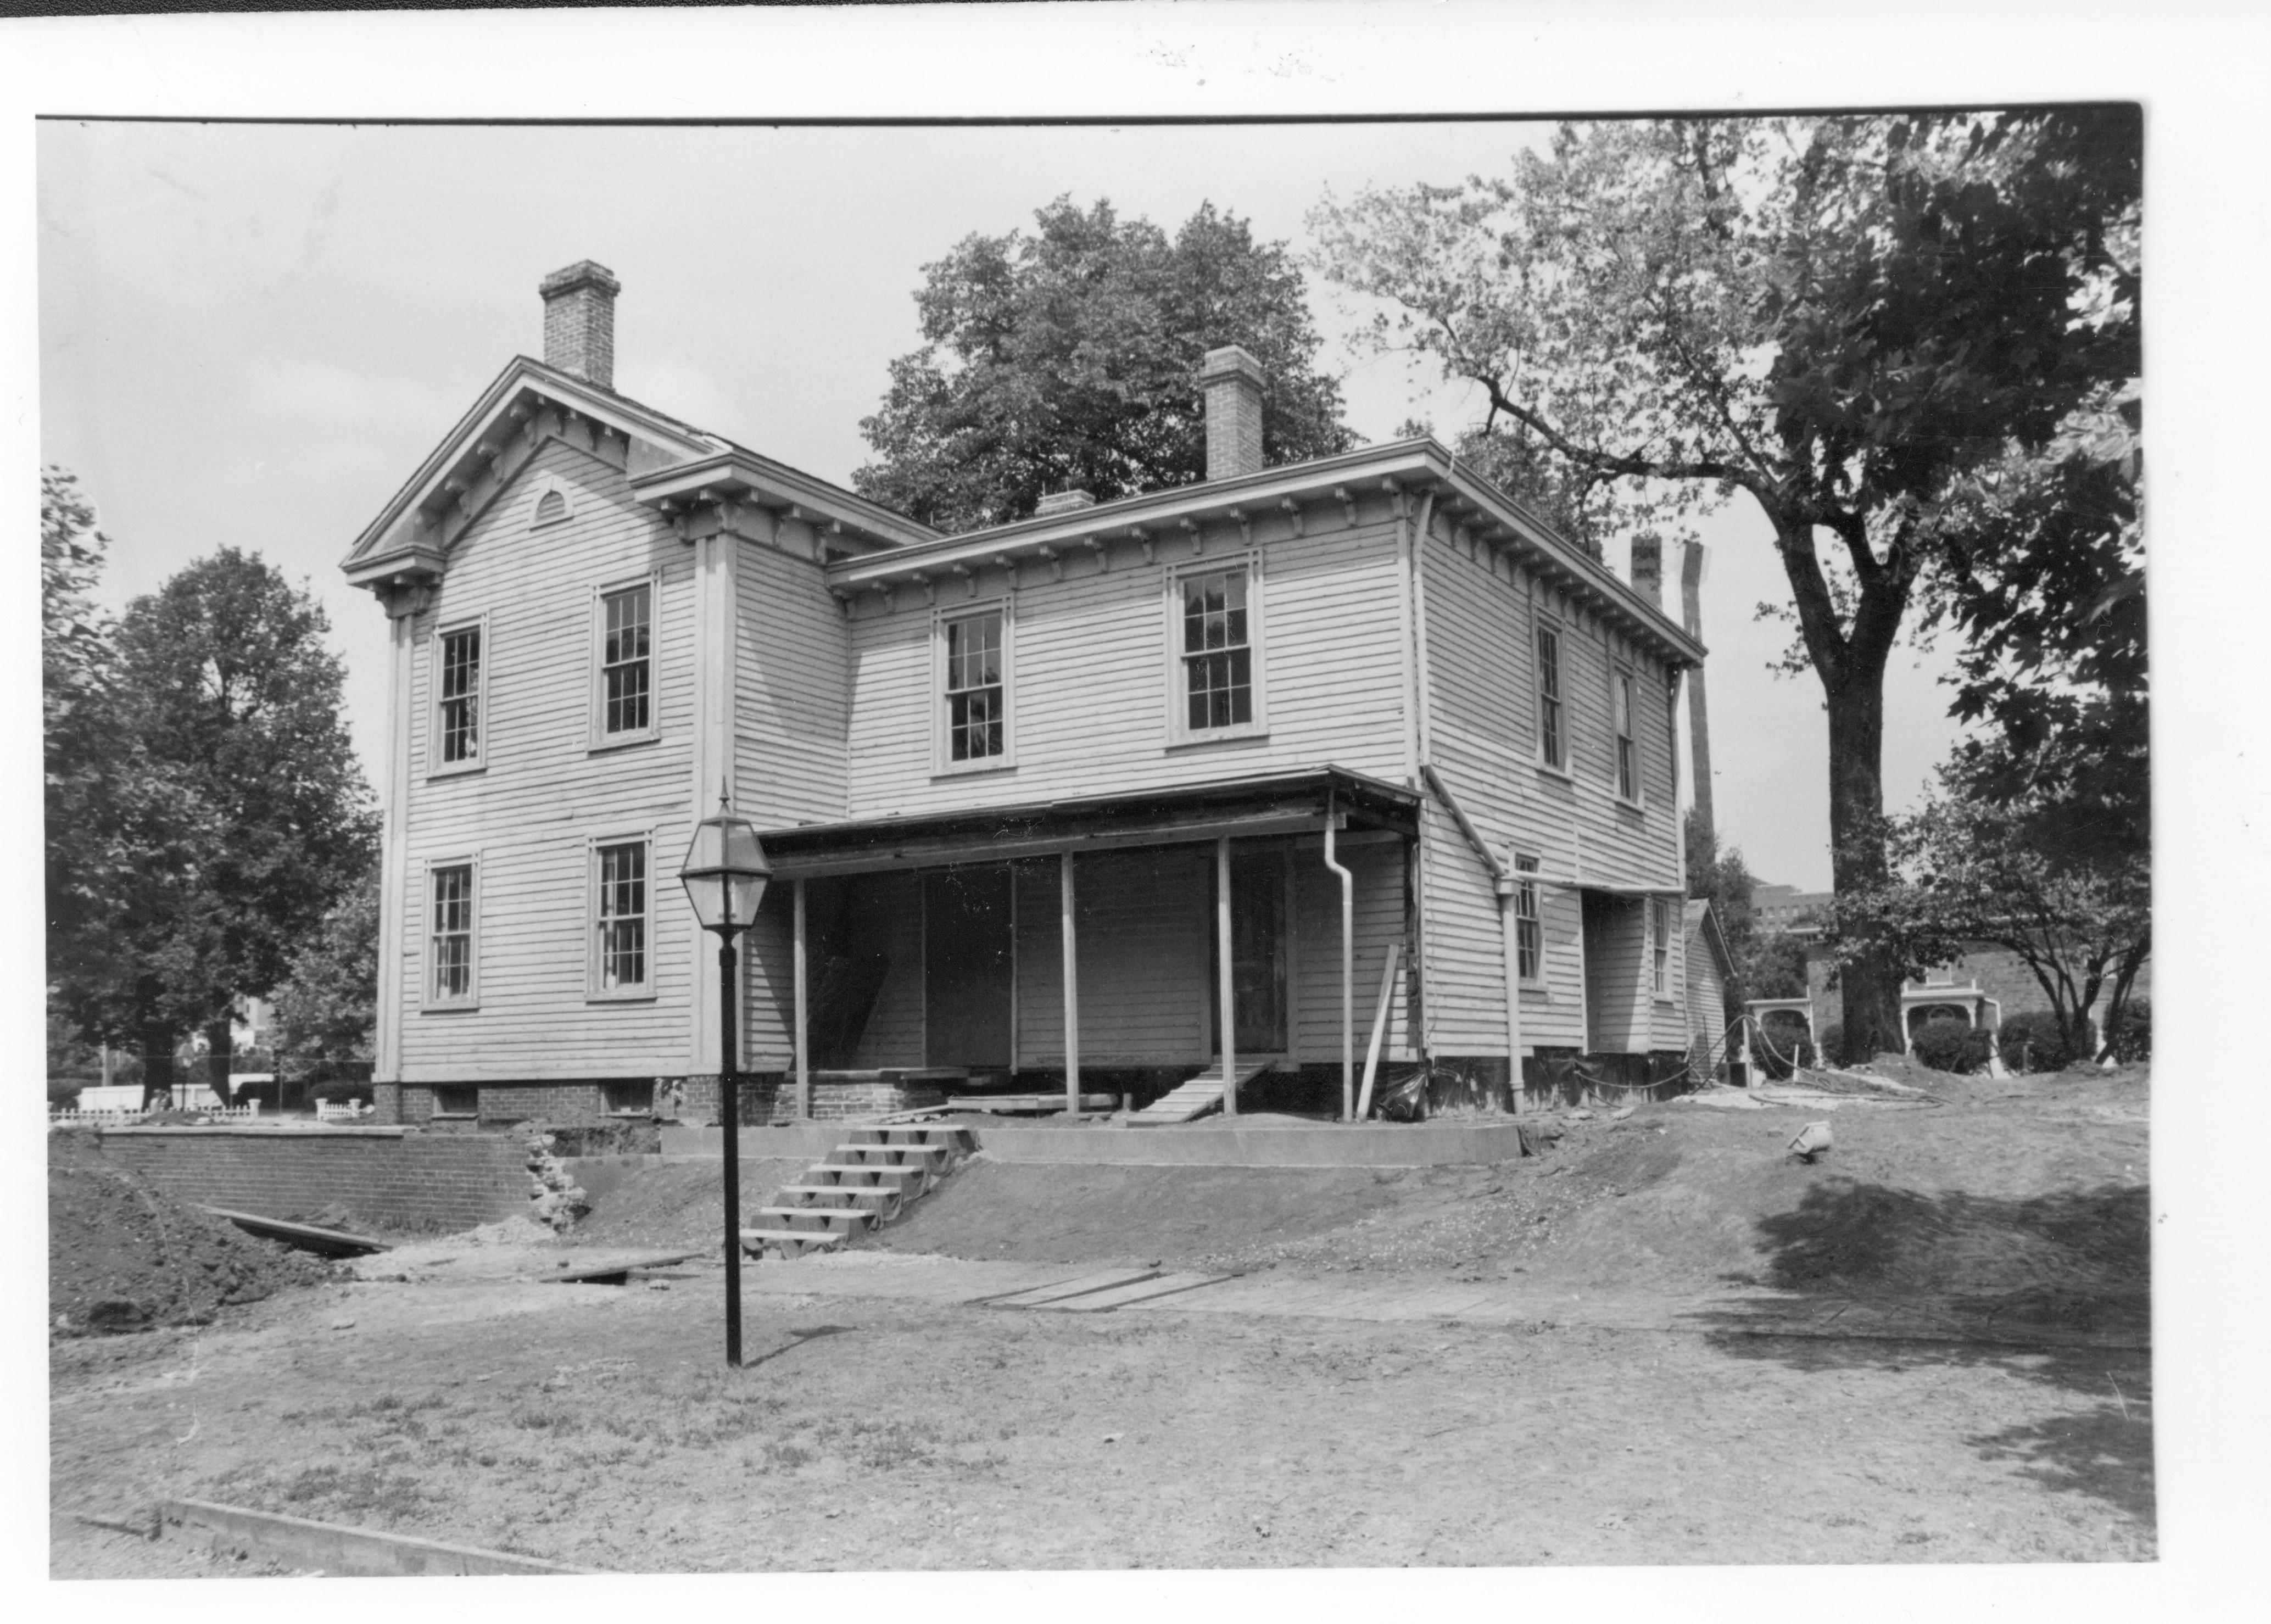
[532,485,570,528]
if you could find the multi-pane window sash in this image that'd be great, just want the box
[1615,671,1638,800]
[1651,897,1671,996]
[431,866,474,1001]
[1536,625,1564,769]
[1182,567,1253,731]
[602,585,652,736]
[596,842,647,991]
[1515,855,1542,982]
[945,611,1005,761]
[438,627,481,764]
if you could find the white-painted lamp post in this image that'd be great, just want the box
[679,791,772,1366]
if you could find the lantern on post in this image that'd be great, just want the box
[679,786,772,1366]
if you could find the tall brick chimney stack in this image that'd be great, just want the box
[1199,345,1265,481]
[1630,534,1664,607]
[539,260,621,389]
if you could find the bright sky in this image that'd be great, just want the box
[37,116,1963,891]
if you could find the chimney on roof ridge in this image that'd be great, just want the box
[1035,489,1097,518]
[539,260,621,389]
[1199,345,1265,481]
[1629,534,1664,607]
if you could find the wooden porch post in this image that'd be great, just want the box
[793,878,810,1120]
[1060,851,1080,1117]
[1218,835,1237,1117]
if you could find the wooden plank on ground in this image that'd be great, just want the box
[981,1267,1161,1308]
[160,1498,602,1576]
[539,1252,700,1285]
[200,1207,392,1257]
[1047,1272,1234,1312]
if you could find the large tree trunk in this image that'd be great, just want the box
[1824,673,1904,1061]
[140,1022,176,1109]
[204,1015,234,1105]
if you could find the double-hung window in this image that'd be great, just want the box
[592,839,650,997]
[1535,622,1565,771]
[942,608,1007,766]
[1650,896,1672,997]
[434,622,483,770]
[1515,854,1543,983]
[1174,559,1264,740]
[596,581,655,744]
[427,861,478,1007]
[1614,668,1638,802]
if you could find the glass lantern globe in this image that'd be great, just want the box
[679,801,772,936]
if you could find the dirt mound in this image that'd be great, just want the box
[48,1134,332,1337]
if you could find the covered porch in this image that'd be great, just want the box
[757,769,1423,1121]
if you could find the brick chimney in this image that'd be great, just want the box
[1035,489,1097,518]
[1199,345,1265,481]
[539,260,621,389]
[1630,534,1664,607]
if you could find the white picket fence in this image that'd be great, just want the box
[49,1102,264,1128]
[315,1100,375,1122]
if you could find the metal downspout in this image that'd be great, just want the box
[1322,794,1355,1123]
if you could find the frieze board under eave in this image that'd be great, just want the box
[340,356,723,589]
[629,451,940,559]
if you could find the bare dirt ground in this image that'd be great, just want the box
[49,1061,2152,1574]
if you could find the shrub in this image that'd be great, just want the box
[310,1078,375,1105]
[2107,998,2150,1064]
[1995,1011,2070,1073]
[1753,1013,1815,1080]
[1911,1015,1995,1075]
[1815,1022,1845,1068]
[47,1076,86,1107]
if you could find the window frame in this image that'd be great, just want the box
[1514,852,1545,987]
[588,831,657,1002]
[932,598,1017,777]
[1533,616,1568,775]
[1650,895,1674,1001]
[1163,551,1269,747]
[1613,663,1642,806]
[427,612,489,778]
[421,854,481,1012]
[589,572,662,751]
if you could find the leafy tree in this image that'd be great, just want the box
[1685,810,1809,1013]
[269,873,380,1081]
[101,549,378,1094]
[855,197,1357,531]
[1829,768,2149,1062]
[1312,109,2141,1062]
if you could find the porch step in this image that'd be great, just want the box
[741,1124,970,1260]
[1128,1059,1273,1126]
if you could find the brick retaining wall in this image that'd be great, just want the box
[88,1126,534,1232]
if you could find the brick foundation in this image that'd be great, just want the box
[88,1126,534,1232]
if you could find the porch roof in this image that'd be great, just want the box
[757,766,1421,878]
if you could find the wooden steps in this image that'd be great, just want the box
[741,1123,973,1261]
[1128,1059,1273,1126]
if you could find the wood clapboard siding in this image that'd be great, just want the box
[841,516,1411,819]
[1291,836,1411,1064]
[397,439,696,1081]
[734,541,853,827]
[1416,521,1685,1056]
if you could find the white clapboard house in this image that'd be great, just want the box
[342,263,1705,1126]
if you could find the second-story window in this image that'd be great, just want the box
[1536,623,1565,769]
[437,625,482,766]
[1182,565,1253,732]
[600,583,652,738]
[945,610,1005,762]
[594,840,648,994]
[1615,668,1638,801]
[1515,854,1542,983]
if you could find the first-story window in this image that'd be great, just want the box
[437,624,482,766]
[1536,623,1565,769]
[1615,668,1638,801]
[944,609,1005,762]
[1651,896,1672,996]
[594,840,649,994]
[429,863,476,1004]
[1181,564,1254,732]
[600,582,652,738]
[1515,854,1542,983]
